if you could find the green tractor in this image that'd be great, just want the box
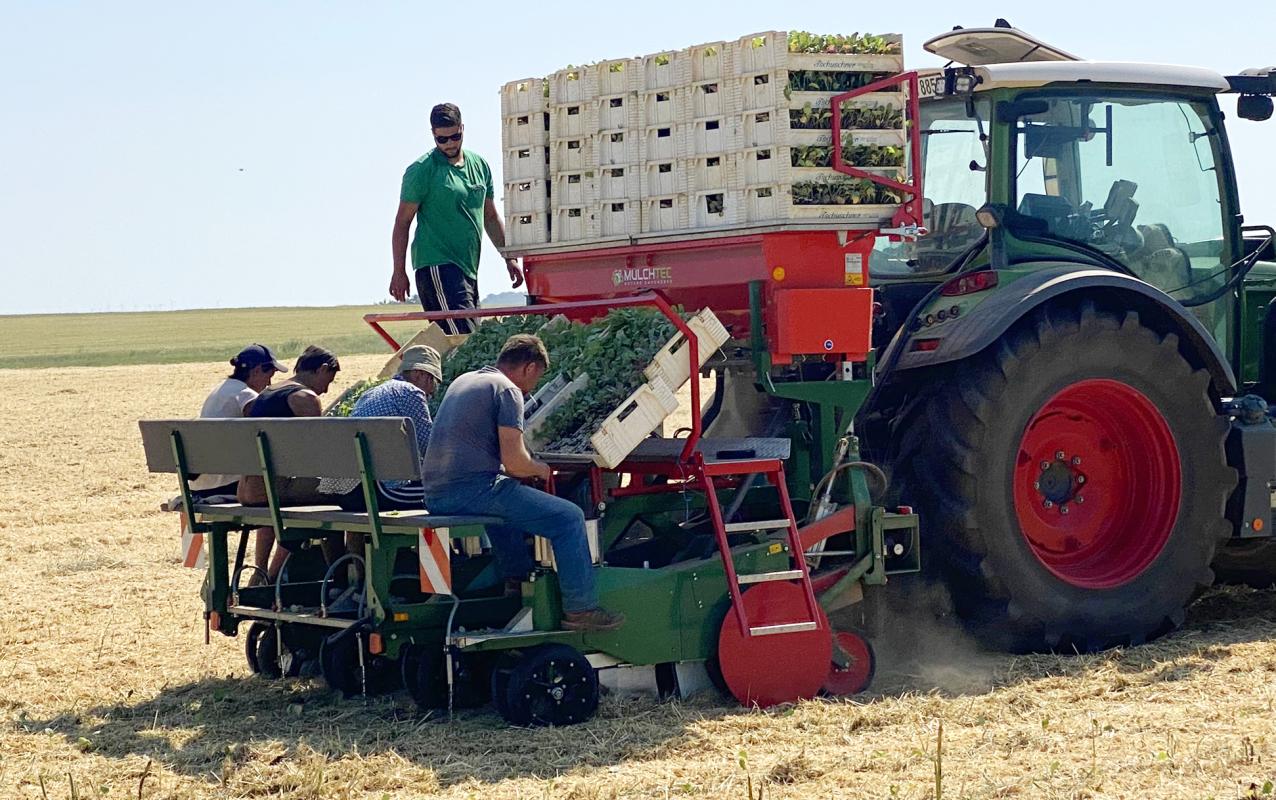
[860,25,1276,651]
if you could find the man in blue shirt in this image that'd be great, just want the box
[320,345,440,510]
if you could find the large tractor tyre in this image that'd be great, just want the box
[896,303,1233,652]
[1210,540,1276,589]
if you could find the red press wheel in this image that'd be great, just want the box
[823,630,875,696]
[716,582,832,708]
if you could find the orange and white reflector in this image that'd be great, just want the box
[418,527,452,595]
[180,515,206,570]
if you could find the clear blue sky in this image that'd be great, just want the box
[2,2,1273,315]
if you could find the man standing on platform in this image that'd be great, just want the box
[389,102,524,333]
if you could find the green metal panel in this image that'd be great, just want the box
[1240,266,1276,386]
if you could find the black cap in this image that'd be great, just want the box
[232,344,287,372]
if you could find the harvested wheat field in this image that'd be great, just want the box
[3,355,1276,799]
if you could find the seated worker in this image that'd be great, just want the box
[319,344,441,510]
[189,343,286,499]
[189,343,286,584]
[237,345,342,577]
[421,334,624,632]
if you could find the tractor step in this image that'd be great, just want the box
[749,621,820,636]
[738,569,804,585]
[723,519,791,533]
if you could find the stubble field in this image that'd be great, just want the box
[3,353,1276,799]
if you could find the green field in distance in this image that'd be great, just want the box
[0,305,423,369]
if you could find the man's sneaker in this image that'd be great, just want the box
[562,607,625,632]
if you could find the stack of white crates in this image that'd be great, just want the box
[501,31,906,247]
[501,78,552,247]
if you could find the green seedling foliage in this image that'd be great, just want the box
[787,70,898,94]
[791,176,903,206]
[788,103,904,131]
[326,377,389,417]
[430,315,545,413]
[790,144,904,169]
[787,31,902,56]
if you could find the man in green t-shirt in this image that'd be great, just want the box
[390,103,523,334]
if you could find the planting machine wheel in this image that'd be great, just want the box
[244,621,268,674]
[401,644,489,712]
[893,303,1233,651]
[823,630,876,697]
[254,624,302,679]
[494,644,598,727]
[319,632,398,696]
[716,582,832,707]
[1210,540,1276,589]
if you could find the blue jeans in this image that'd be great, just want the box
[425,476,598,613]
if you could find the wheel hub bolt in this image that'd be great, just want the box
[1041,461,1051,471]
[1043,500,1054,509]
[1072,456,1082,466]
[1055,450,1066,460]
[1076,475,1086,485]
[1033,480,1041,490]
[1060,504,1069,515]
[551,687,565,701]
[1076,495,1085,504]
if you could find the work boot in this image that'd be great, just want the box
[562,607,626,632]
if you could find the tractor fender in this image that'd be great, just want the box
[889,265,1237,395]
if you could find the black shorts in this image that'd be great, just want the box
[192,481,238,500]
[415,263,479,334]
[333,482,425,512]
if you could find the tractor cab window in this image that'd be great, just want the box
[1012,94,1229,308]
[871,97,990,276]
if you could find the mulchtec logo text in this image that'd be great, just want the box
[613,266,673,287]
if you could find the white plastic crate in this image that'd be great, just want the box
[641,194,689,233]
[587,58,640,97]
[504,145,550,181]
[642,50,689,90]
[642,308,731,392]
[550,67,592,105]
[691,188,742,228]
[741,109,906,149]
[596,199,640,238]
[504,179,550,214]
[551,102,594,138]
[553,205,598,243]
[688,78,740,120]
[589,380,680,468]
[685,116,740,156]
[642,124,683,162]
[597,128,641,165]
[687,41,735,82]
[686,153,741,193]
[506,211,550,247]
[598,164,641,201]
[549,136,595,173]
[643,160,688,197]
[596,93,641,131]
[501,78,548,116]
[553,170,595,207]
[734,31,904,75]
[524,373,589,451]
[641,89,686,126]
[503,112,549,148]
[742,185,783,223]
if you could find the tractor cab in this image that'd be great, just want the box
[870,23,1276,381]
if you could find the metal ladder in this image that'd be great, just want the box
[695,455,824,638]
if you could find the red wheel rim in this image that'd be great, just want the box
[717,583,831,708]
[1013,378,1180,589]
[823,631,874,696]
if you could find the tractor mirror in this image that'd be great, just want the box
[1238,94,1274,121]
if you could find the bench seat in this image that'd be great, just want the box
[191,502,504,533]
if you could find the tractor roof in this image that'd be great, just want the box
[970,61,1231,93]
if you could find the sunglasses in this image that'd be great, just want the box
[435,132,463,144]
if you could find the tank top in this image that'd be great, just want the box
[249,383,308,418]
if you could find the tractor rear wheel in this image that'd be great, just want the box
[897,304,1233,651]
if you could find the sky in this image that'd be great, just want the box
[1,1,1274,315]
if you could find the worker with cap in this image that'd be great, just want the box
[189,343,287,582]
[319,344,443,511]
